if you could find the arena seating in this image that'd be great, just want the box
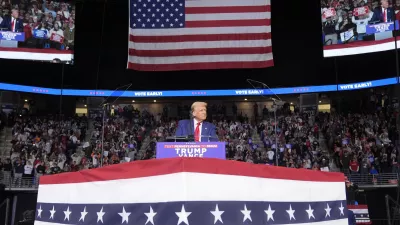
[0,103,398,189]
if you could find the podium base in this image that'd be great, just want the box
[0,40,18,48]
[375,31,393,41]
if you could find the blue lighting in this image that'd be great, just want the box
[0,77,397,97]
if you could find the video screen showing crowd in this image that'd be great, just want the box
[0,0,75,63]
[321,0,399,56]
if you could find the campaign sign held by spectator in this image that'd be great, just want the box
[50,33,64,43]
[33,29,48,39]
[322,8,336,19]
[0,31,25,41]
[366,22,399,34]
[340,30,354,42]
[353,6,369,17]
[156,142,226,159]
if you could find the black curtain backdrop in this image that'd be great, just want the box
[0,0,397,91]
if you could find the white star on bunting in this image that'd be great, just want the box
[210,204,224,224]
[306,205,315,219]
[286,204,296,220]
[49,206,56,219]
[325,204,332,218]
[145,206,157,225]
[264,204,275,221]
[37,205,43,218]
[176,205,191,225]
[240,204,252,222]
[63,206,72,221]
[79,206,88,222]
[339,203,345,216]
[118,206,131,224]
[97,207,106,223]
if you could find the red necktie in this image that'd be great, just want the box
[11,19,14,32]
[384,9,387,22]
[194,122,201,142]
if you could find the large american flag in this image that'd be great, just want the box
[127,0,273,71]
[34,158,347,225]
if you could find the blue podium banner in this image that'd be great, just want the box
[156,142,226,159]
[0,31,25,41]
[33,29,48,39]
[366,21,399,34]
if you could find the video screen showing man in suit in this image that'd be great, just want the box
[0,8,23,32]
[370,0,395,23]
[321,0,399,57]
[175,102,218,142]
[0,0,75,63]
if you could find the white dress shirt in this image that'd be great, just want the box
[193,118,202,138]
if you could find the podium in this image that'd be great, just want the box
[366,21,398,41]
[0,31,25,48]
[156,141,226,159]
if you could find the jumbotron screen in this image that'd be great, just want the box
[321,0,399,57]
[0,0,74,64]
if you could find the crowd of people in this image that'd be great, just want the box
[88,105,156,166]
[0,0,75,50]
[0,113,87,186]
[256,113,329,169]
[0,96,399,187]
[323,108,399,178]
[321,89,400,187]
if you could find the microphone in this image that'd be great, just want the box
[246,78,283,166]
[199,135,213,142]
[188,112,194,140]
[98,83,132,168]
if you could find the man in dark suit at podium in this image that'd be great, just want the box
[370,0,395,24]
[175,101,218,142]
[0,8,24,32]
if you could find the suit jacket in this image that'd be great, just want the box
[0,16,24,32]
[370,7,395,24]
[175,119,218,142]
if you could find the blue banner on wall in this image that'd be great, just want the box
[337,77,397,91]
[0,77,398,97]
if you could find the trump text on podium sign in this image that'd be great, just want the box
[156,142,226,159]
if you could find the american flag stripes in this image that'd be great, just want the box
[127,0,273,71]
[348,205,371,225]
[34,158,347,225]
